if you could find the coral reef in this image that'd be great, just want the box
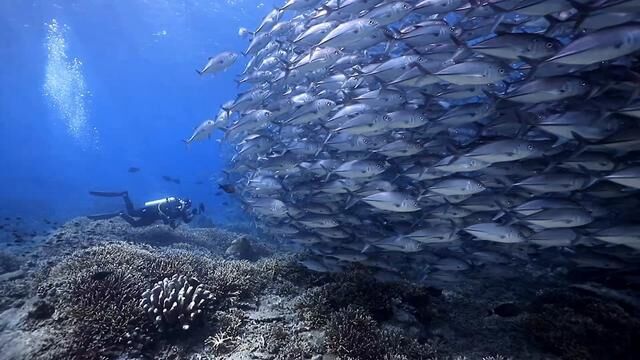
[272,331,324,360]
[35,243,215,357]
[291,269,441,360]
[295,270,433,329]
[27,299,55,320]
[207,259,268,307]
[3,217,621,360]
[204,309,245,355]
[63,268,153,357]
[225,235,259,260]
[140,274,214,331]
[323,305,438,360]
[30,238,281,359]
[525,288,640,360]
[0,251,22,274]
[324,305,385,359]
[295,271,395,327]
[37,217,273,260]
[0,275,30,313]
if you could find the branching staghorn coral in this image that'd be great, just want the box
[140,274,214,331]
[325,305,385,360]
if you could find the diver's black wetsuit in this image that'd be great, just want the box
[89,191,194,229]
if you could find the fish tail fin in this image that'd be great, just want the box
[491,200,511,222]
[409,212,428,230]
[569,131,595,158]
[542,157,558,173]
[361,244,373,254]
[565,1,591,14]
[281,66,292,82]
[351,65,366,76]
[625,86,640,106]
[320,4,334,16]
[481,88,506,109]
[495,176,514,193]
[516,56,543,80]
[489,13,505,34]
[281,181,292,193]
[382,27,400,40]
[277,57,292,70]
[313,144,325,157]
[575,164,602,188]
[416,186,429,202]
[542,14,562,35]
[221,106,233,120]
[321,128,334,145]
[344,191,360,210]
[449,32,467,48]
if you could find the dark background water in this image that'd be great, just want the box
[0,0,266,226]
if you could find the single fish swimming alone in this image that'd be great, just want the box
[184,119,216,145]
[196,51,239,75]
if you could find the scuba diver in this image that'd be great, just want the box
[88,191,195,229]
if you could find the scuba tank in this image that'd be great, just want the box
[144,197,177,207]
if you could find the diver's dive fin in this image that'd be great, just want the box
[89,191,128,197]
[87,212,122,220]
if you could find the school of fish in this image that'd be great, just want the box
[194,0,640,284]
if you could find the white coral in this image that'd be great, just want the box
[140,274,214,331]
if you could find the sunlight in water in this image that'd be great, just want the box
[43,19,99,149]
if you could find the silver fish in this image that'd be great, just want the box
[362,192,421,212]
[464,223,527,243]
[184,119,216,144]
[197,52,239,75]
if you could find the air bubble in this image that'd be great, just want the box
[43,19,99,150]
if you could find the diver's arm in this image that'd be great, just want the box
[156,201,175,226]
[160,212,172,225]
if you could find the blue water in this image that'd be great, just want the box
[0,0,262,225]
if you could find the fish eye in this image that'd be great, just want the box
[527,144,534,151]
[545,42,554,48]
[580,81,587,86]
[369,20,376,25]
[418,56,424,62]
[404,4,411,8]
[498,68,505,74]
